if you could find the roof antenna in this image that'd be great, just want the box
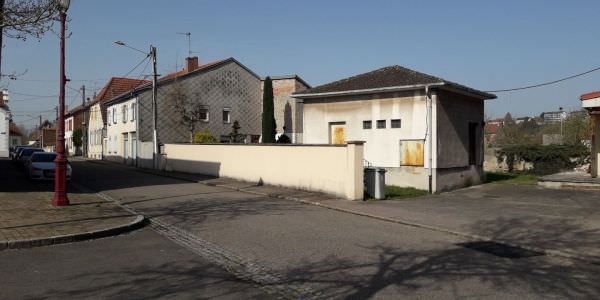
[177,32,192,57]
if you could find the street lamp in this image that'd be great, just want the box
[53,0,71,206]
[114,41,159,169]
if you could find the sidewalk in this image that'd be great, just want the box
[137,166,600,264]
[0,159,144,250]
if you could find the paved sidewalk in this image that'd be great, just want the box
[0,159,143,250]
[136,166,600,263]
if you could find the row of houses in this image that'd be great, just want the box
[57,54,495,192]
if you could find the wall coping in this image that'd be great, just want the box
[167,143,355,147]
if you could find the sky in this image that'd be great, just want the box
[4,0,600,128]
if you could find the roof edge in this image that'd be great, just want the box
[292,83,445,99]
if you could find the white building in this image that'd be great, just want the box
[293,65,496,192]
[86,77,149,160]
[105,96,138,164]
[0,92,9,157]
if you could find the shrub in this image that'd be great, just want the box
[496,144,589,175]
[276,134,291,144]
[193,130,218,143]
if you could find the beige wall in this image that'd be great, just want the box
[163,142,364,200]
[87,103,104,160]
[592,115,600,177]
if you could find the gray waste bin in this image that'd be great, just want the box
[364,167,386,200]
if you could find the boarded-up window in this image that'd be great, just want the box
[400,140,424,166]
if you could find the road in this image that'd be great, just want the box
[2,160,599,299]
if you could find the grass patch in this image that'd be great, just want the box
[484,172,538,185]
[375,185,429,200]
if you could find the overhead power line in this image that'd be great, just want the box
[486,65,600,93]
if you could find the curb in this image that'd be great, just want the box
[0,215,147,251]
[115,165,600,264]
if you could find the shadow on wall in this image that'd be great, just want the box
[284,102,293,134]
[164,158,221,177]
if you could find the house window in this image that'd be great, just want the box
[122,105,127,123]
[130,103,136,121]
[112,107,117,124]
[200,106,209,122]
[107,110,111,126]
[376,120,386,129]
[363,120,372,129]
[222,107,231,124]
[391,119,401,128]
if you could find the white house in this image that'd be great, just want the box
[105,96,138,164]
[0,91,9,157]
[86,77,150,160]
[293,65,496,192]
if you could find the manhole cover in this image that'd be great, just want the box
[458,241,544,259]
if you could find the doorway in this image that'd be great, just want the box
[329,122,346,145]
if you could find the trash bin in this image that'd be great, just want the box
[364,167,386,200]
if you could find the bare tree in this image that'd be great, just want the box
[0,0,59,75]
[167,82,208,143]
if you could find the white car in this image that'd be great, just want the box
[26,152,72,181]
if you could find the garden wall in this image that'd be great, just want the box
[162,142,364,200]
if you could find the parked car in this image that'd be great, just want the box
[26,152,72,181]
[11,146,31,161]
[16,148,44,166]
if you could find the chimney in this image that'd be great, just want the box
[185,56,199,73]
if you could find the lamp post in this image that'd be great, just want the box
[114,41,159,169]
[53,0,70,206]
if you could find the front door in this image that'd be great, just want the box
[329,122,346,145]
[123,134,129,161]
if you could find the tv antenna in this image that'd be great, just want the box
[177,32,192,57]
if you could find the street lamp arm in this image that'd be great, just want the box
[114,40,150,56]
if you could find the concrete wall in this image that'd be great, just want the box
[262,77,309,143]
[162,142,365,200]
[592,114,600,177]
[436,90,484,168]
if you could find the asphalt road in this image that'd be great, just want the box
[2,160,599,299]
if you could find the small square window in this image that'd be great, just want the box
[223,108,231,123]
[376,120,386,129]
[199,107,209,122]
[391,119,401,128]
[363,120,372,129]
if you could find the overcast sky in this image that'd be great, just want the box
[5,0,600,128]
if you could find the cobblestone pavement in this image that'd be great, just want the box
[0,158,139,246]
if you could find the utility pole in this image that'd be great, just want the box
[0,0,5,78]
[81,85,85,105]
[150,45,159,169]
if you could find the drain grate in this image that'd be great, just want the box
[458,241,544,259]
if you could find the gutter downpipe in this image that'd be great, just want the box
[426,85,433,194]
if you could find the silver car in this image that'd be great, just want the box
[26,152,72,181]
[17,148,44,166]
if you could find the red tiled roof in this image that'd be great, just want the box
[9,122,22,136]
[580,91,600,101]
[159,59,227,82]
[94,77,150,103]
[485,123,500,134]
